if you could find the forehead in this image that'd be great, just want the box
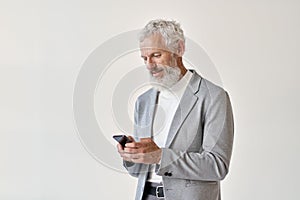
[139,34,170,55]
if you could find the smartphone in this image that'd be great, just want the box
[113,135,132,147]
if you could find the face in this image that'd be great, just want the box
[140,34,181,89]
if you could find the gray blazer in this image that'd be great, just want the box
[124,70,234,200]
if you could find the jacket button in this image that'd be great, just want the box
[164,172,172,176]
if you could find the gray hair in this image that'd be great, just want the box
[139,19,185,54]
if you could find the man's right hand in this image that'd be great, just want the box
[117,137,162,164]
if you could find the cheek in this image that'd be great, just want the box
[159,56,173,66]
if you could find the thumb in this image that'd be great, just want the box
[127,135,135,142]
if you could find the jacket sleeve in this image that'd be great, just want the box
[122,98,149,177]
[156,90,234,181]
[123,161,146,178]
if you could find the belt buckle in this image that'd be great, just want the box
[156,185,164,198]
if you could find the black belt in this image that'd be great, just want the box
[144,182,164,198]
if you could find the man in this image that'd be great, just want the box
[117,19,234,200]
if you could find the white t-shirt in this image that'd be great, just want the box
[147,70,193,183]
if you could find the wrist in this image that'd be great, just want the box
[156,148,162,164]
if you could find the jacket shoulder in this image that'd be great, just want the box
[198,77,228,99]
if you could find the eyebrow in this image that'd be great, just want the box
[140,51,162,58]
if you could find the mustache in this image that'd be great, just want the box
[149,66,165,74]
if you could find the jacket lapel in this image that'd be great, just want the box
[164,71,202,147]
[143,89,159,138]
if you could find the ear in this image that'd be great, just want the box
[177,40,185,57]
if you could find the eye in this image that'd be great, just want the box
[153,53,161,58]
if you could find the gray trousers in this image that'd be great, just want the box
[142,194,165,200]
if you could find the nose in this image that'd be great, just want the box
[145,57,156,70]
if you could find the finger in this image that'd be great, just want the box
[121,152,141,162]
[140,138,152,142]
[126,140,150,148]
[125,142,140,148]
[121,154,133,162]
[117,143,124,151]
[127,135,135,142]
[130,153,147,163]
[124,147,142,154]
[130,158,142,163]
[120,152,133,159]
[128,153,142,160]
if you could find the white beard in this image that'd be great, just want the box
[149,65,181,91]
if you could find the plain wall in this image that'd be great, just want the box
[1,0,300,199]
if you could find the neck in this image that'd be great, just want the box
[176,57,187,77]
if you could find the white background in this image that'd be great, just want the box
[1,0,300,199]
